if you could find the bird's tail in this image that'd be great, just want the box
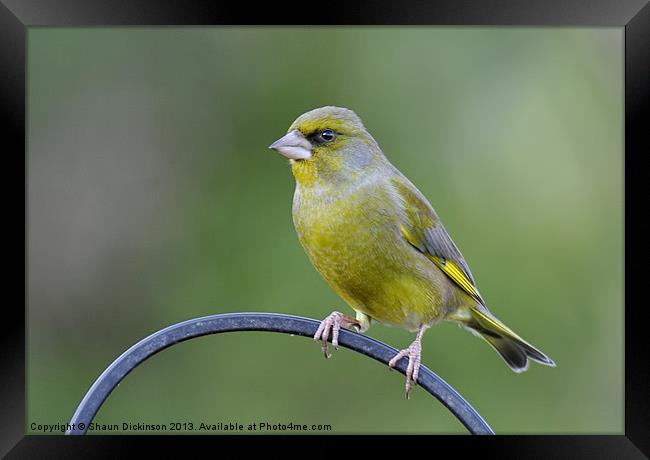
[465,306,555,373]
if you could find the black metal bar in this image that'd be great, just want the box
[66,312,494,435]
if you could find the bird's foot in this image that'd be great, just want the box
[388,325,428,399]
[313,311,361,358]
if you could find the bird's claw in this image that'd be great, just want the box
[388,340,422,399]
[313,311,360,358]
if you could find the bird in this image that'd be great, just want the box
[269,106,555,396]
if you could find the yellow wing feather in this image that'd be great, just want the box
[393,176,485,306]
[428,256,484,305]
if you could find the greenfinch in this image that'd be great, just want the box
[269,106,555,396]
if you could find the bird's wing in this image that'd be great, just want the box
[391,175,485,306]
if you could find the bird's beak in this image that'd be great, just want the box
[268,129,313,160]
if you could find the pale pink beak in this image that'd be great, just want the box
[269,129,313,160]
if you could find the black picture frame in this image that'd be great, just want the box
[5,0,648,457]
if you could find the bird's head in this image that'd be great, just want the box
[269,106,385,187]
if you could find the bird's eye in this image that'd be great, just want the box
[318,129,336,143]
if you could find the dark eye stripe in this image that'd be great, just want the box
[309,128,337,145]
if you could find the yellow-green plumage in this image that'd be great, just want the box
[277,106,554,373]
[295,172,453,331]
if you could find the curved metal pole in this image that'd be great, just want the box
[66,312,494,435]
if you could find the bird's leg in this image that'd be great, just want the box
[353,310,372,333]
[388,324,430,399]
[313,311,361,358]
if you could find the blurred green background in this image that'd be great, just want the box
[27,27,623,434]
